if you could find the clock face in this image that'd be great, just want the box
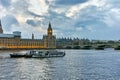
[49,30,52,33]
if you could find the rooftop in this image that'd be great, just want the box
[0,34,14,38]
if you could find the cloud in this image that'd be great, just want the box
[0,0,11,8]
[65,0,106,18]
[28,0,49,16]
[0,0,120,40]
[0,6,7,18]
[26,19,41,27]
[10,22,46,39]
[103,8,120,27]
[2,15,19,31]
[106,0,120,7]
[55,0,88,5]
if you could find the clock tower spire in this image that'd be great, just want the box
[0,20,3,33]
[47,22,52,37]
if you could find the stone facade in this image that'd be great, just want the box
[0,21,56,49]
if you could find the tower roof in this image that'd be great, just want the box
[48,22,52,30]
[0,20,3,33]
[0,20,2,27]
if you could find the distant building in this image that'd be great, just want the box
[0,20,56,49]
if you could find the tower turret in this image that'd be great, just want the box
[32,33,34,39]
[47,22,52,37]
[0,20,3,33]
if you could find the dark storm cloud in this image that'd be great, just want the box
[55,0,88,5]
[0,0,11,7]
[26,19,41,27]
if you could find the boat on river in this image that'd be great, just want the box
[10,53,25,58]
[10,50,65,58]
[30,50,65,58]
[10,53,32,58]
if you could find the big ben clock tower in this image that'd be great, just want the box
[43,22,56,49]
[47,22,52,37]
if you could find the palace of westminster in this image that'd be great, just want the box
[0,20,56,49]
[0,20,92,49]
[0,20,119,49]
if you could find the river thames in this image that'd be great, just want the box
[0,49,120,80]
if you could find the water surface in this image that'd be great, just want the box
[0,49,120,80]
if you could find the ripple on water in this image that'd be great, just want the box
[0,50,120,80]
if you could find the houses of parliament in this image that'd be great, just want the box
[0,20,118,49]
[0,20,56,49]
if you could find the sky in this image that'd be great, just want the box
[0,0,120,40]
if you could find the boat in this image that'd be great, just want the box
[10,51,33,58]
[10,50,65,58]
[31,50,65,58]
[10,53,25,58]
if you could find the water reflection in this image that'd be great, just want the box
[0,50,120,80]
[0,54,53,79]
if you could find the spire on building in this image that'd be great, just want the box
[32,33,34,39]
[0,20,2,27]
[47,22,52,37]
[48,22,52,30]
[0,20,3,33]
